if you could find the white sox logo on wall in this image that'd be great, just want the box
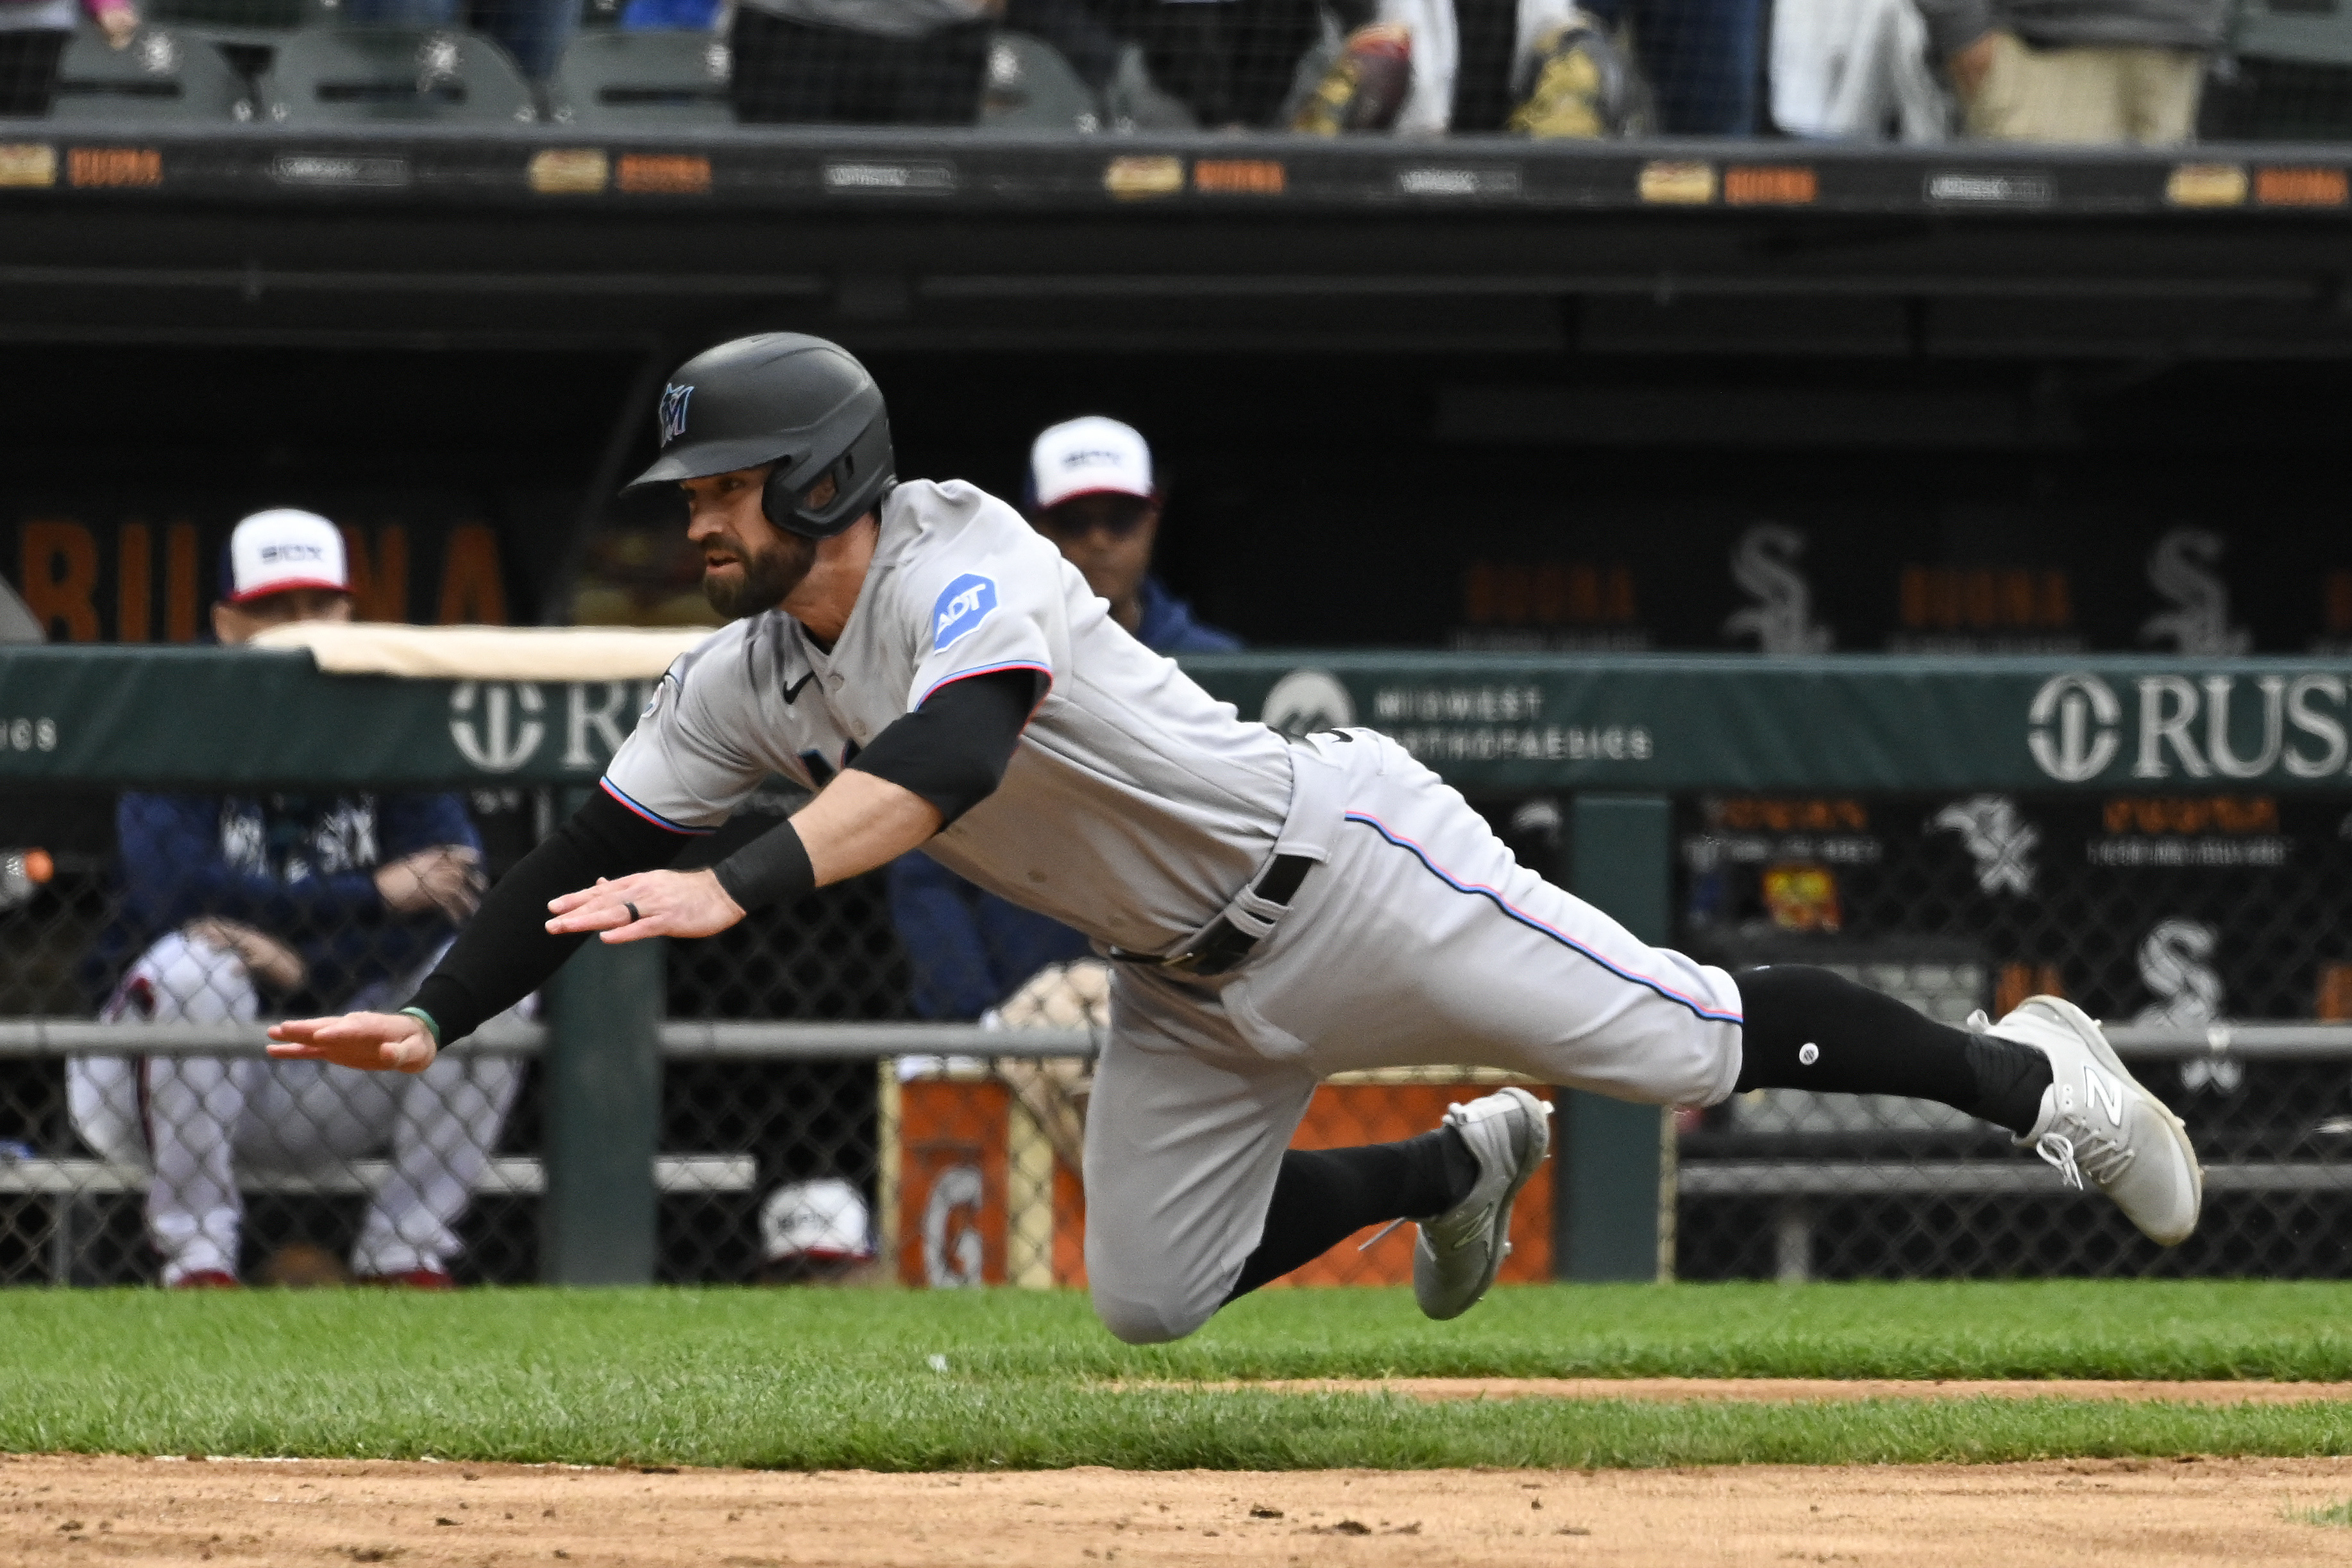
[2135,918,2240,1094]
[1722,522,1832,654]
[2140,527,2249,655]
[2029,670,2352,784]
[450,682,546,773]
[658,383,693,446]
[1930,795,2039,895]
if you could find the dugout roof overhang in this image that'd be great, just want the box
[3,128,2351,357]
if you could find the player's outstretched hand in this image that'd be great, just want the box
[545,870,747,944]
[267,1011,437,1074]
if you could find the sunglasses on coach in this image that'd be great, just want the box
[1033,498,1155,542]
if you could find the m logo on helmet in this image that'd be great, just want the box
[657,384,693,445]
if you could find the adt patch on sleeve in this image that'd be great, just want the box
[931,573,999,652]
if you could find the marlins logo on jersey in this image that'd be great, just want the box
[932,573,998,650]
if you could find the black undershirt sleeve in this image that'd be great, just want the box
[844,668,1039,826]
[405,788,690,1045]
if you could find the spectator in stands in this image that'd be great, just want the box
[729,0,995,123]
[0,0,136,117]
[889,416,1240,1021]
[1569,0,1761,132]
[1106,0,1334,126]
[1915,0,2221,140]
[343,0,575,78]
[618,0,718,26]
[70,509,524,1290]
[1770,0,1949,140]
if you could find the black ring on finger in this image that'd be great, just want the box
[623,902,641,924]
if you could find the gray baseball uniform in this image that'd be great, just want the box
[604,478,1747,1342]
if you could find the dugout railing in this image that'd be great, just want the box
[4,644,2351,1288]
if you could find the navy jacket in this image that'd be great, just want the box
[95,791,480,1011]
[888,577,1240,1020]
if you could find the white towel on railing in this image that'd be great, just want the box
[253,621,720,680]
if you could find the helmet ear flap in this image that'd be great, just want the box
[760,464,800,534]
[761,411,894,539]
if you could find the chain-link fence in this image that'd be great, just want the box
[0,779,1536,1290]
[8,0,2352,145]
[1664,789,2352,1282]
[8,761,2351,1291]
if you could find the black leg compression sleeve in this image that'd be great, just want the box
[1732,965,2051,1135]
[1223,1128,1480,1301]
[406,789,688,1044]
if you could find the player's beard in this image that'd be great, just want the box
[702,530,816,620]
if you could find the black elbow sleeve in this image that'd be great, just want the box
[845,669,1038,827]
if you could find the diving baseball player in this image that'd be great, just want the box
[271,334,2202,1341]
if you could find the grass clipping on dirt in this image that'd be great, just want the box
[8,1281,2352,1471]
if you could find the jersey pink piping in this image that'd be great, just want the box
[915,660,1056,718]
[598,777,715,835]
[1342,811,1744,1026]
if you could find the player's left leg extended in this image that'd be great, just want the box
[1203,732,2201,1323]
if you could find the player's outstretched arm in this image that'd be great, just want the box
[272,789,692,1071]
[545,771,942,943]
[546,669,1031,943]
[267,1010,437,1074]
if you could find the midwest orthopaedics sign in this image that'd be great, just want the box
[10,650,2352,793]
[2027,671,2352,784]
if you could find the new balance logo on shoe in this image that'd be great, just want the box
[2054,1066,2122,1127]
[2084,1064,2124,1127]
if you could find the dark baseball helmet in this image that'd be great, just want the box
[626,333,895,539]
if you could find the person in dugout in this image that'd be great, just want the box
[886,416,1242,1024]
[72,509,528,1290]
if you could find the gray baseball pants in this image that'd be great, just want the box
[1083,730,1745,1344]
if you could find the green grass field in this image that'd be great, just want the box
[7,1281,2352,1471]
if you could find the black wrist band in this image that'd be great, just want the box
[713,819,815,912]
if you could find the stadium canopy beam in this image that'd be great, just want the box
[2,130,2350,357]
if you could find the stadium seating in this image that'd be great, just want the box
[256,25,536,121]
[546,28,729,127]
[978,30,1101,130]
[49,24,255,121]
[144,0,334,46]
[2204,1,2352,138]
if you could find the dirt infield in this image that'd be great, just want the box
[6,1452,2352,1567]
[1194,1378,2352,1404]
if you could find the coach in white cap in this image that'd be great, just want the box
[212,507,353,640]
[69,508,525,1290]
[1024,417,1239,656]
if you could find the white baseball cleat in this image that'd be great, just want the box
[1412,1086,1553,1320]
[1972,995,2204,1246]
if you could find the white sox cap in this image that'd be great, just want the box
[1029,416,1153,510]
[225,509,348,604]
[759,1177,875,1263]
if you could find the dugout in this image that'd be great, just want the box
[4,130,2352,653]
[6,645,2352,1288]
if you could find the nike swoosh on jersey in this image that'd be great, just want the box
[781,672,816,704]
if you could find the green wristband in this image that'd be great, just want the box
[398,1006,443,1046]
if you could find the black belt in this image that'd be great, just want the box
[1110,853,1316,979]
